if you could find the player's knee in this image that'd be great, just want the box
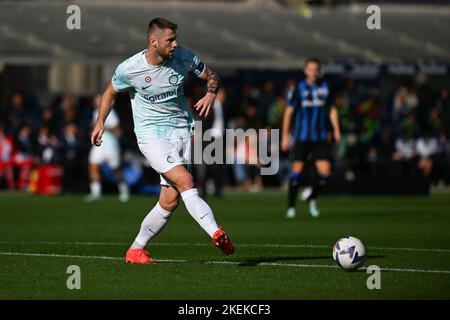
[159,197,179,212]
[176,174,194,192]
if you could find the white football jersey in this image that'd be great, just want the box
[111,46,205,142]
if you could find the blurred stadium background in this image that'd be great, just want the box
[0,0,449,196]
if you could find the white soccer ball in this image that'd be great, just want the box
[332,236,366,270]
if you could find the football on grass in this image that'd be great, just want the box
[333,236,366,270]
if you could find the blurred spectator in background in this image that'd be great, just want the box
[341,79,364,111]
[61,123,82,193]
[266,96,286,129]
[35,126,60,164]
[41,106,58,134]
[416,128,444,180]
[267,96,291,186]
[355,94,381,171]
[259,80,277,126]
[436,88,449,138]
[393,86,418,124]
[195,88,226,197]
[243,103,262,130]
[13,125,34,190]
[229,115,262,192]
[0,124,14,190]
[399,112,420,138]
[368,126,395,176]
[7,93,27,136]
[239,84,260,117]
[64,103,78,127]
[392,129,418,177]
[206,87,226,196]
[334,93,356,165]
[427,106,444,138]
[356,95,380,144]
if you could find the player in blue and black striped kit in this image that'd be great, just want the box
[281,58,341,218]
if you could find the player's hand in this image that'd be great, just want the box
[91,122,104,146]
[281,136,290,152]
[333,130,341,144]
[194,92,216,118]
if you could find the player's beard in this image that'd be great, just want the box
[166,49,174,60]
[157,47,174,60]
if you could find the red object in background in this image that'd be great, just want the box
[36,165,63,195]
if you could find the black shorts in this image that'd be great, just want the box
[291,141,332,162]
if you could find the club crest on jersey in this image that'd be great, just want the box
[145,76,151,83]
[167,155,175,163]
[169,74,179,85]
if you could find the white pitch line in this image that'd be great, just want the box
[1,251,450,274]
[376,267,450,274]
[1,240,450,254]
[0,252,121,261]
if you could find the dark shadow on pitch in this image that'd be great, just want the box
[235,255,385,267]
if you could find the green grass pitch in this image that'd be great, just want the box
[0,192,449,299]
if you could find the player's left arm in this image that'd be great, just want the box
[194,65,220,118]
[329,106,341,144]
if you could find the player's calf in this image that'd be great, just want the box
[130,202,172,249]
[159,194,179,212]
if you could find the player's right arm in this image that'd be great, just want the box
[91,81,118,146]
[281,86,298,152]
[92,61,130,146]
[281,107,294,152]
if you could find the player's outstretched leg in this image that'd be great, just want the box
[165,165,235,256]
[126,187,178,264]
[300,186,313,202]
[286,161,304,219]
[308,160,331,218]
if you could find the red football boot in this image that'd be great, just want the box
[212,227,235,256]
[125,248,154,264]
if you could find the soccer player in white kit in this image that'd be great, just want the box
[87,95,129,202]
[91,18,235,264]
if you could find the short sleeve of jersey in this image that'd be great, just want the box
[287,86,299,109]
[105,109,119,129]
[111,61,131,91]
[177,47,205,77]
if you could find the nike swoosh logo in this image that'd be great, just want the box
[200,213,209,220]
[142,85,151,90]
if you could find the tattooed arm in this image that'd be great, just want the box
[203,66,220,95]
[194,66,220,118]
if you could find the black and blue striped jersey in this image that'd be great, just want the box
[287,79,332,142]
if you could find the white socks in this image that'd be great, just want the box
[90,181,129,199]
[90,181,101,197]
[180,188,219,238]
[118,181,128,195]
[130,202,171,249]
[130,188,219,250]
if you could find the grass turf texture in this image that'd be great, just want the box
[0,192,449,299]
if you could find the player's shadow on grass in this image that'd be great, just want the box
[235,255,385,267]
